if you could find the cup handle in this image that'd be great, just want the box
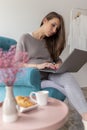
[29,92,37,103]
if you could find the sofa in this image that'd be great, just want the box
[0,36,66,102]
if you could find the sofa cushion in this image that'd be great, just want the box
[41,87,66,101]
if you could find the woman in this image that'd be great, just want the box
[16,12,87,129]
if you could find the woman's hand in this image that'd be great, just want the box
[36,62,56,70]
[24,62,62,70]
[54,60,62,70]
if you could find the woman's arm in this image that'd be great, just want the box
[15,35,25,62]
[24,62,56,70]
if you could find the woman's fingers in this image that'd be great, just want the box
[37,62,56,70]
[55,62,62,69]
[45,63,56,69]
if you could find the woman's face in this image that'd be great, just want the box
[43,17,60,37]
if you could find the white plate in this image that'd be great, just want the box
[18,104,38,113]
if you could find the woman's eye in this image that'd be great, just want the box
[52,24,55,27]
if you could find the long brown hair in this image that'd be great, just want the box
[40,12,66,62]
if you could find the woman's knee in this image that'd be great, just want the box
[49,72,76,85]
[49,72,73,80]
[61,72,74,79]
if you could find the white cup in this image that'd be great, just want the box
[30,90,49,106]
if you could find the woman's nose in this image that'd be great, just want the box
[53,28,57,33]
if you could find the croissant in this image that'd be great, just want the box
[16,96,35,108]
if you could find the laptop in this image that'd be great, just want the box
[40,49,87,74]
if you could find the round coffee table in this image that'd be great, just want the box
[0,97,69,130]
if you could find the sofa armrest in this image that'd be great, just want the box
[14,67,41,90]
[0,36,17,51]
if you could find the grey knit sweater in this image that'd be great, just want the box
[16,33,53,64]
[16,33,53,79]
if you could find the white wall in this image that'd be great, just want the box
[0,0,87,87]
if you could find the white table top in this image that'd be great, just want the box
[0,97,69,130]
